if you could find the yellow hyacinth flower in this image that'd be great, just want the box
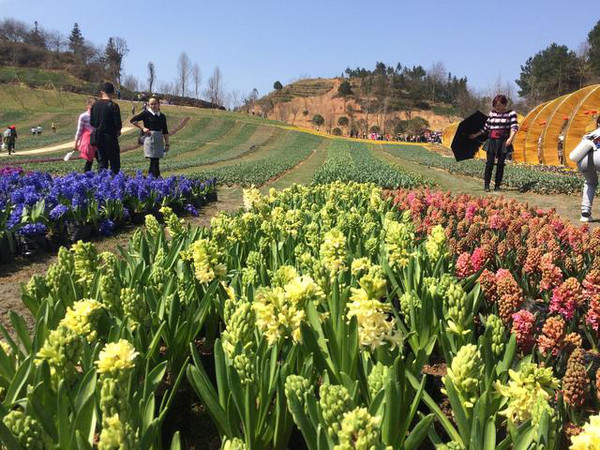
[60,299,104,341]
[571,415,600,449]
[96,340,138,375]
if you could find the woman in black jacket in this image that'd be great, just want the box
[130,97,170,177]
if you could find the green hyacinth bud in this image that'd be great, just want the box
[222,437,248,450]
[437,273,454,299]
[222,302,255,359]
[160,205,185,238]
[131,228,143,248]
[486,314,505,357]
[438,442,465,450]
[445,344,483,408]
[399,291,422,319]
[100,269,122,315]
[334,407,383,450]
[365,237,379,256]
[232,353,254,385]
[423,277,438,297]
[3,410,53,449]
[97,414,137,450]
[444,283,468,335]
[285,375,311,413]
[46,246,75,294]
[358,266,387,299]
[121,287,147,331]
[319,384,354,439]
[368,363,390,399]
[72,240,98,290]
[100,377,130,424]
[150,264,167,294]
[35,325,82,389]
[144,214,161,236]
[24,274,49,301]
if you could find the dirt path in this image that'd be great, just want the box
[0,126,135,157]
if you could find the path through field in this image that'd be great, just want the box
[0,126,135,157]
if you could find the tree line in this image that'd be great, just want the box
[0,18,235,108]
[516,19,600,108]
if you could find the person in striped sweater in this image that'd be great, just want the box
[469,95,519,191]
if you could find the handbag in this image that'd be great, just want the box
[89,128,100,147]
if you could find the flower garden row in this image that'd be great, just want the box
[385,145,585,194]
[0,166,217,262]
[2,182,600,448]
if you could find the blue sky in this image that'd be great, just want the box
[4,0,599,101]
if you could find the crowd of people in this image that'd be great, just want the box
[0,82,170,178]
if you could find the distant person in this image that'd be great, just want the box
[469,94,518,192]
[51,122,56,133]
[131,102,136,116]
[75,98,98,172]
[3,126,17,155]
[130,97,169,178]
[90,82,122,174]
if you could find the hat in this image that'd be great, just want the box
[101,82,115,94]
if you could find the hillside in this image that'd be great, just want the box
[253,77,462,134]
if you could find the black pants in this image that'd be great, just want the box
[97,134,121,174]
[484,140,507,188]
[148,158,160,178]
[83,160,93,172]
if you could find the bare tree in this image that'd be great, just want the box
[204,66,225,106]
[46,29,65,52]
[0,18,28,42]
[278,103,289,122]
[576,41,592,89]
[290,103,300,124]
[177,52,191,97]
[230,89,242,110]
[428,61,446,102]
[192,63,202,98]
[147,61,156,93]
[123,75,139,91]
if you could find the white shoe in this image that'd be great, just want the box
[581,212,592,222]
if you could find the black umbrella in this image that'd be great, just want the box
[451,111,488,161]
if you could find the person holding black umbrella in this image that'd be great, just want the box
[469,95,518,192]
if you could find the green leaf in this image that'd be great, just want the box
[483,416,497,450]
[3,356,31,406]
[404,414,434,450]
[406,372,462,444]
[170,431,181,450]
[9,312,32,353]
[186,363,231,437]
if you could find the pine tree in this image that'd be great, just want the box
[68,23,84,56]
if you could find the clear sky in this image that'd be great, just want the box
[3,0,599,101]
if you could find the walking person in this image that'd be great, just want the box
[90,82,122,174]
[74,98,97,172]
[3,126,17,155]
[130,97,169,178]
[469,95,518,192]
[51,122,57,133]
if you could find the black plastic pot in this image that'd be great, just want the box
[67,223,92,243]
[130,212,145,225]
[0,235,15,264]
[207,191,218,203]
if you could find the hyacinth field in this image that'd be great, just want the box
[1,179,600,449]
[0,167,217,261]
